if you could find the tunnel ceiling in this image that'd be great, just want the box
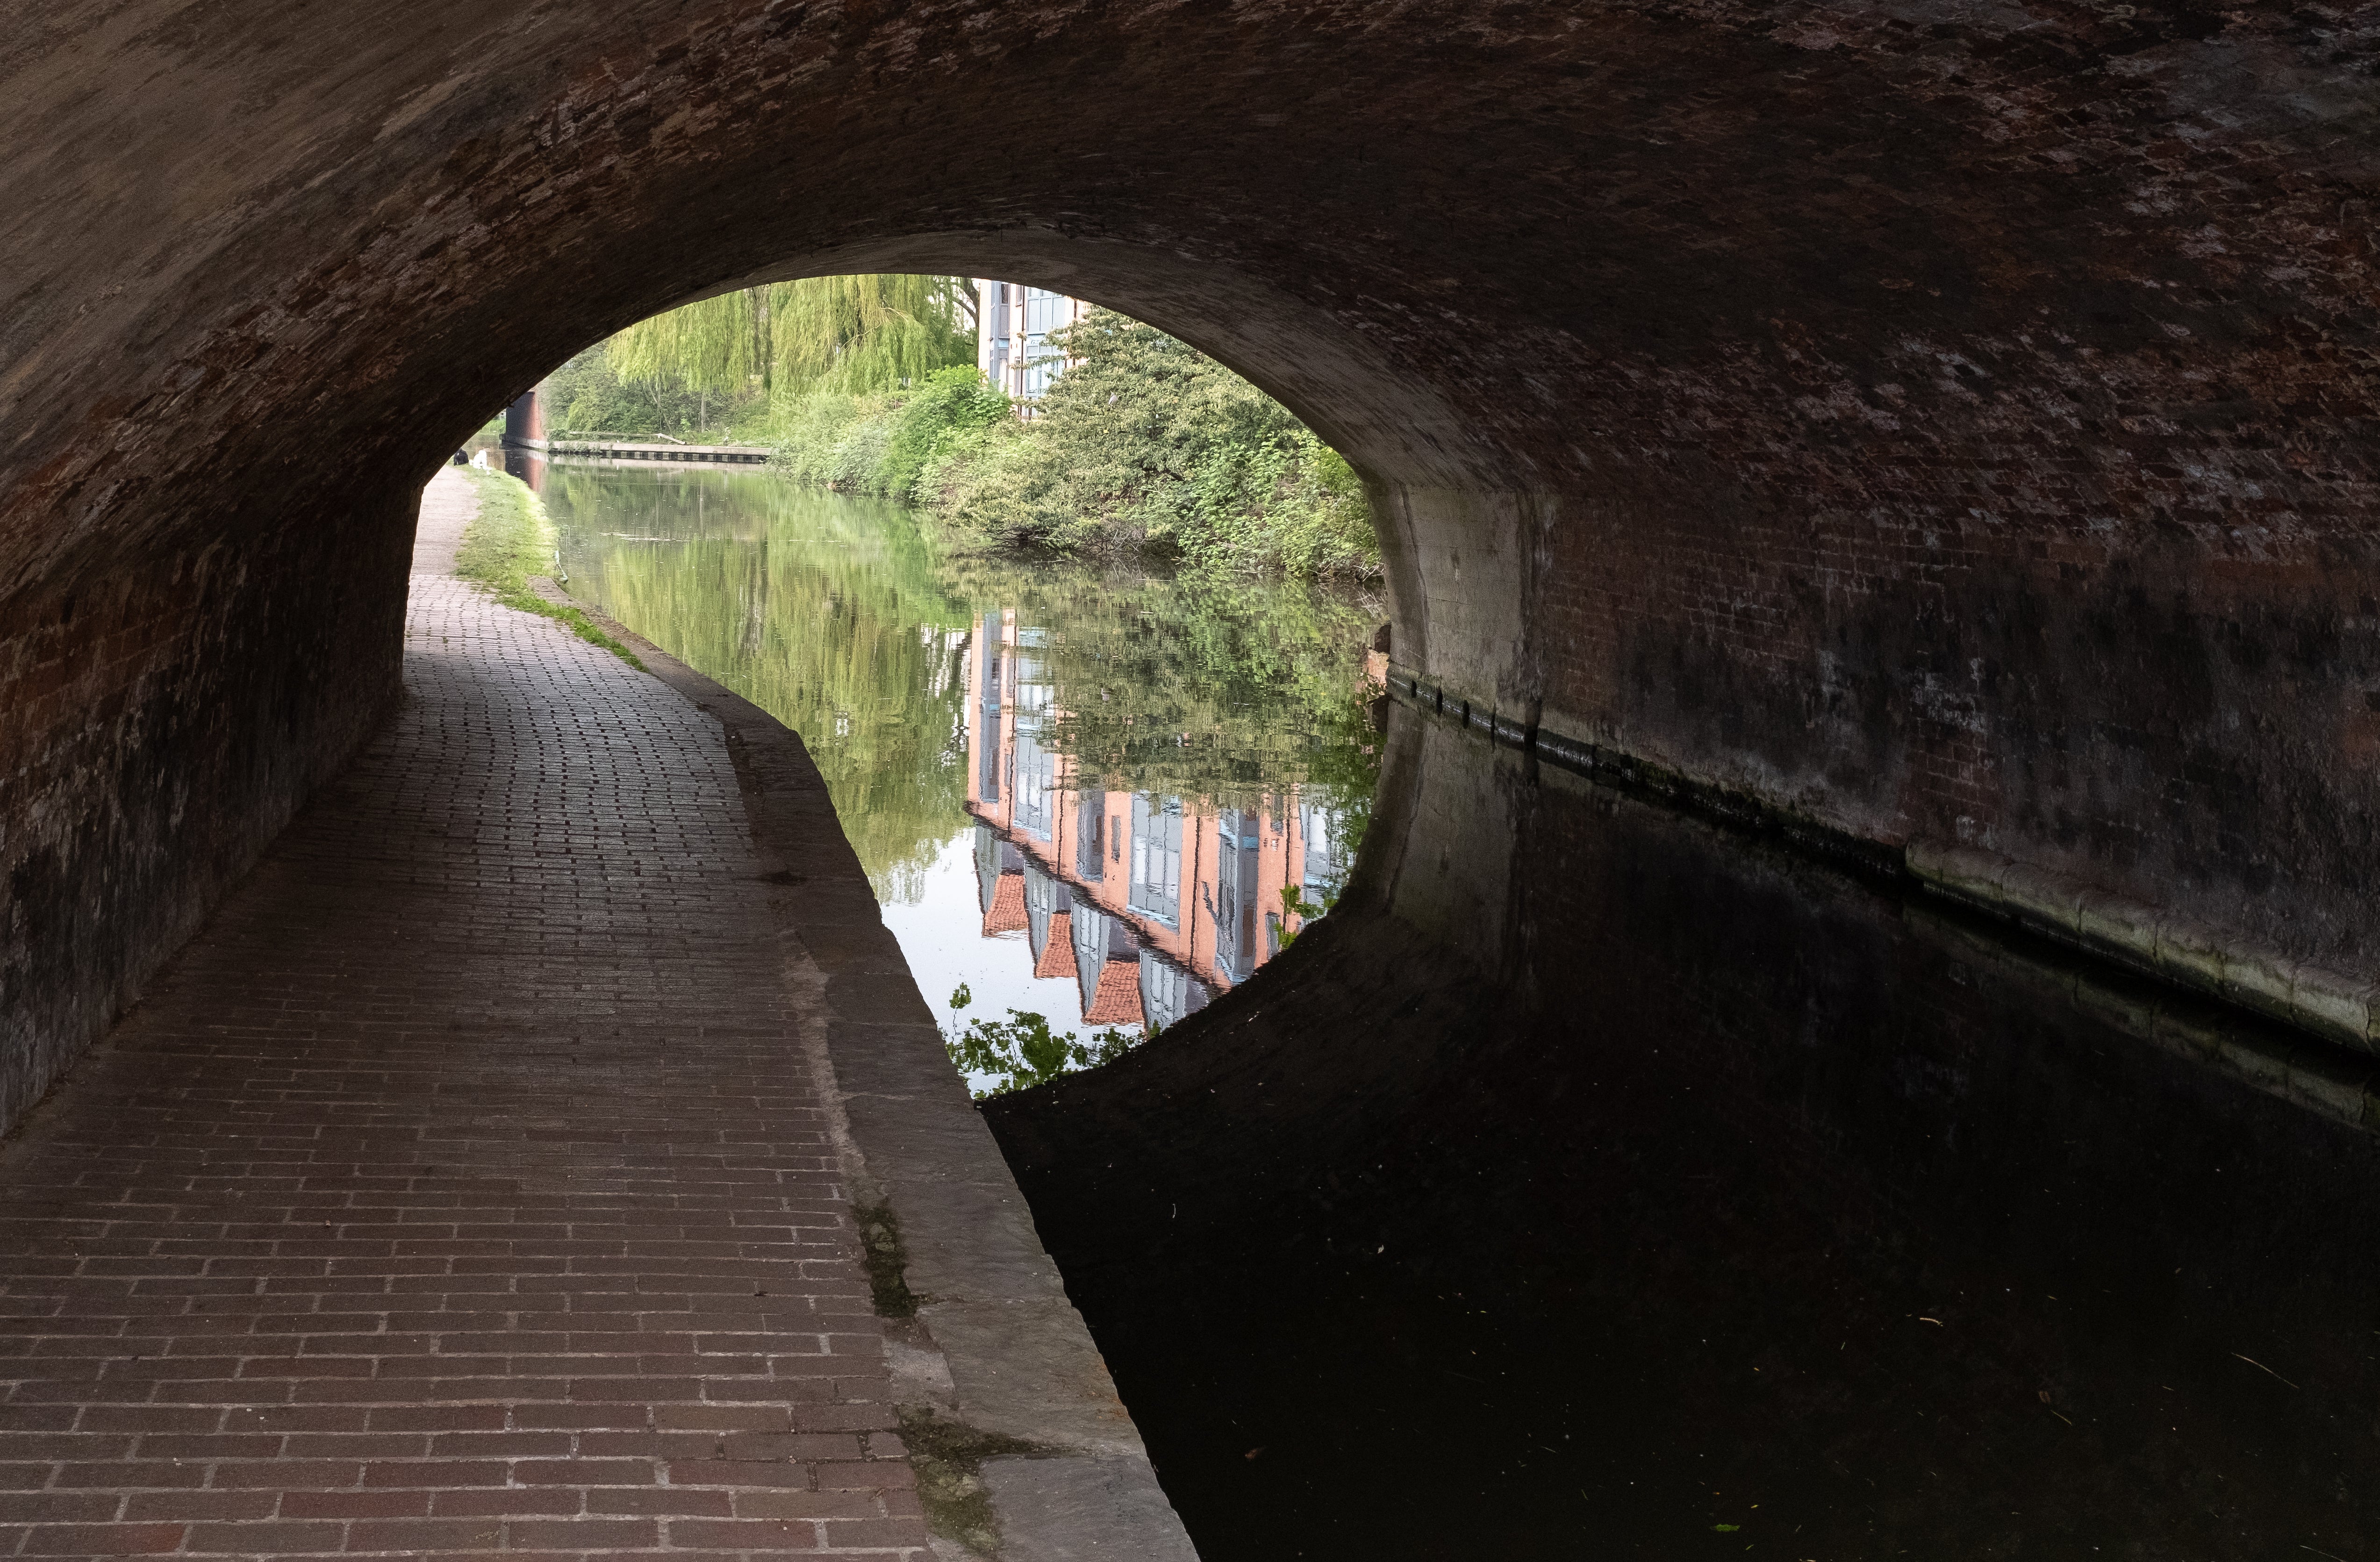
[7,0,2380,1150]
[4,0,2376,602]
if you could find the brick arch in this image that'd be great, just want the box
[4,0,2377,1122]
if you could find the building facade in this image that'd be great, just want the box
[975,281,1096,406]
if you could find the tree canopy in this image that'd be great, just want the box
[606,275,977,399]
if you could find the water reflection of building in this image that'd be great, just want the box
[966,609,1353,1034]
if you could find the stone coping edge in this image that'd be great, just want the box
[1902,841,2378,1055]
[537,580,1200,1562]
[1386,663,2379,1057]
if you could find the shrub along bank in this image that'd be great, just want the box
[768,311,1379,581]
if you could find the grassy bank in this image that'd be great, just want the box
[456,467,643,668]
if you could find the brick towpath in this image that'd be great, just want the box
[0,469,932,1558]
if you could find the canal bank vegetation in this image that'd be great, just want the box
[771,308,1379,582]
[541,344,754,441]
[559,278,1377,579]
[455,468,643,668]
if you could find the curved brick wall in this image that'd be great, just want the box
[2,0,2375,1125]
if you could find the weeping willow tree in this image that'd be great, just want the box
[606,287,772,410]
[769,274,976,394]
[606,276,977,415]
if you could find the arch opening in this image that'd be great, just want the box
[467,273,1391,1090]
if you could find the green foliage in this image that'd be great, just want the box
[766,390,868,487]
[770,366,1011,499]
[769,274,978,395]
[453,469,645,668]
[879,367,1015,499]
[609,288,772,396]
[554,273,972,442]
[544,343,759,440]
[934,309,1378,580]
[765,308,1378,581]
[1276,881,1333,949]
[942,990,1137,1100]
[605,275,975,408]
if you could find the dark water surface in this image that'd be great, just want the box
[990,717,2380,1560]
[515,451,2380,1559]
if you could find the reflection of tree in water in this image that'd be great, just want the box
[549,468,972,903]
[546,465,1383,903]
[942,554,1384,862]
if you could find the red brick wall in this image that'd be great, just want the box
[1509,483,2380,967]
[2,0,2374,1128]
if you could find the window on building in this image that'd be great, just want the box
[1016,288,1072,400]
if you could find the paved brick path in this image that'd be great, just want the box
[0,471,932,1558]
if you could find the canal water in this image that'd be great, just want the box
[490,449,2380,1559]
[990,719,2380,1561]
[519,452,1380,1096]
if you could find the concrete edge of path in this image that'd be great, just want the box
[529,580,1201,1562]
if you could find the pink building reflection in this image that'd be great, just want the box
[965,610,1352,1033]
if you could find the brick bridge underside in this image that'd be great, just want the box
[3,0,2377,1129]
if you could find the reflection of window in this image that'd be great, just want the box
[1139,953,1207,1032]
[1300,797,1350,909]
[1212,810,1262,982]
[973,824,1002,914]
[1075,790,1106,880]
[976,613,1003,804]
[1129,796,1183,926]
[1015,730,1056,840]
[1012,655,1054,840]
[1025,864,1059,960]
[1073,902,1108,1011]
